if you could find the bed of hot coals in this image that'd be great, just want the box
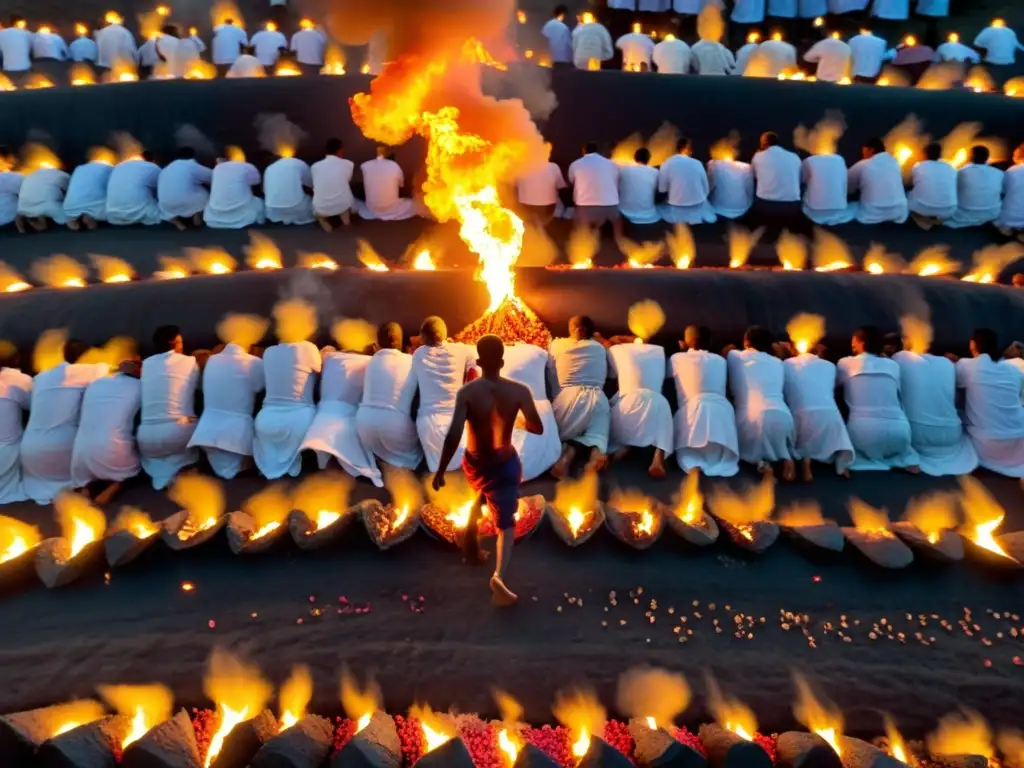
[1,470,1023,593]
[0,652,1016,768]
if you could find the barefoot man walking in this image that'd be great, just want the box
[432,335,543,606]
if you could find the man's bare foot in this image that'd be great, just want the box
[82,215,97,230]
[490,576,518,607]
[171,217,187,232]
[802,458,813,483]
[757,460,774,478]
[67,218,80,231]
[30,216,47,232]
[93,481,122,506]
[782,459,796,482]
[648,460,666,479]
[906,465,920,475]
[585,450,608,473]
[839,468,851,479]
[317,215,333,232]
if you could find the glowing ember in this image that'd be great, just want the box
[179,516,218,541]
[0,516,41,563]
[814,260,850,272]
[453,297,552,347]
[315,510,341,531]
[499,727,519,764]
[735,524,755,541]
[275,61,302,77]
[357,713,371,732]
[412,249,437,270]
[181,581,194,591]
[298,252,339,270]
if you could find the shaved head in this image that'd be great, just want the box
[420,316,447,346]
[378,321,403,350]
[476,334,504,374]
[684,325,711,351]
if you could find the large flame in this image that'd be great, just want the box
[426,470,477,531]
[90,254,135,284]
[244,232,282,271]
[553,688,605,760]
[54,492,106,558]
[42,701,107,739]
[706,675,757,741]
[203,649,273,768]
[900,315,933,356]
[0,515,42,563]
[927,710,993,760]
[242,483,291,541]
[32,254,88,289]
[672,472,704,526]
[278,665,312,731]
[33,329,68,373]
[111,507,160,540]
[553,470,599,539]
[793,674,843,757]
[786,313,825,354]
[168,474,225,540]
[884,715,910,764]
[616,667,690,732]
[97,684,173,748]
[341,667,383,733]
[567,226,600,270]
[293,472,353,532]
[957,476,1013,559]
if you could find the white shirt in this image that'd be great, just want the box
[0,28,33,71]
[106,159,160,210]
[708,159,754,217]
[0,171,23,225]
[691,40,735,74]
[616,32,655,70]
[735,42,759,75]
[568,153,620,206]
[727,348,788,412]
[549,338,608,388]
[751,145,802,202]
[0,367,32,443]
[608,344,666,393]
[361,349,417,413]
[361,157,406,214]
[137,37,160,68]
[1000,165,1024,228]
[804,38,852,81]
[263,157,312,209]
[208,161,260,212]
[18,168,69,213]
[542,18,573,64]
[202,344,264,415]
[517,162,566,207]
[290,28,325,65]
[670,349,728,404]
[310,155,355,216]
[158,159,213,208]
[618,164,659,222]
[936,40,980,62]
[784,354,839,413]
[653,38,691,74]
[69,36,98,62]
[212,23,248,64]
[64,162,113,214]
[956,164,1003,214]
[956,355,1024,439]
[916,0,948,15]
[973,25,1023,65]
[263,342,321,406]
[836,354,905,420]
[141,351,198,424]
[250,29,287,66]
[849,32,888,77]
[411,343,477,416]
[226,54,264,77]
[802,155,848,212]
[848,153,907,208]
[758,40,797,76]
[72,374,141,478]
[571,22,613,69]
[892,352,959,428]
[32,31,68,61]
[658,154,710,206]
[95,23,136,68]
[320,352,371,405]
[732,0,766,22]
[910,159,957,210]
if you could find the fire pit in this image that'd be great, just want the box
[161,510,225,551]
[120,710,202,768]
[252,714,333,768]
[776,502,845,553]
[454,298,552,348]
[548,501,606,547]
[891,522,964,563]
[35,493,107,588]
[842,500,913,569]
[0,515,41,584]
[288,503,362,550]
[707,477,779,554]
[666,475,719,547]
[163,475,228,551]
[605,494,666,550]
[362,500,421,550]
[289,471,358,550]
[227,484,293,554]
[0,700,106,766]
[36,715,129,768]
[478,495,546,541]
[104,506,161,567]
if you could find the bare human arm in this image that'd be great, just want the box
[515,383,544,435]
[432,387,469,490]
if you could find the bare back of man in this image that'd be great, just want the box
[461,377,535,460]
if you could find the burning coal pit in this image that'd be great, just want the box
[361,500,421,551]
[35,715,129,768]
[120,710,203,768]
[453,298,552,349]
[775,732,843,768]
[331,710,401,768]
[287,503,361,551]
[547,501,606,547]
[0,515,42,586]
[251,714,333,768]
[477,495,546,541]
[665,482,719,548]
[226,511,289,555]
[605,499,667,551]
[104,508,162,567]
[713,518,780,555]
[890,522,964,563]
[698,724,773,768]
[0,700,106,767]
[631,718,708,768]
[198,709,278,768]
[35,535,103,589]
[161,510,226,551]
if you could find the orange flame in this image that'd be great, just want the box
[298,251,339,271]
[927,710,993,761]
[357,240,389,272]
[203,649,272,768]
[293,472,353,532]
[849,498,894,538]
[24,74,55,90]
[54,492,107,558]
[553,471,599,539]
[341,668,382,734]
[904,492,958,544]
[786,313,825,354]
[666,223,695,269]
[241,483,291,541]
[706,675,757,741]
[727,225,763,268]
[107,57,139,83]
[90,254,135,283]
[0,262,32,293]
[793,674,843,756]
[154,255,191,280]
[111,507,160,539]
[244,232,283,270]
[672,472,704,525]
[862,242,905,274]
[186,246,237,275]
[97,684,173,748]
[168,474,226,540]
[553,688,605,760]
[0,515,42,563]
[957,476,1013,559]
[321,44,347,75]
[41,701,107,739]
[278,665,312,731]
[884,715,911,764]
[412,248,437,270]
[409,705,456,753]
[907,245,957,277]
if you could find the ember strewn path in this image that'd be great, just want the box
[0,458,1022,736]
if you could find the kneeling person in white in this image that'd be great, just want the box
[955,328,1024,477]
[503,343,562,480]
[356,323,422,470]
[802,151,854,225]
[158,146,213,230]
[137,326,200,489]
[187,317,265,479]
[16,165,70,232]
[837,326,917,471]
[300,345,382,485]
[358,146,417,221]
[727,326,797,480]
[658,137,716,225]
[608,338,673,478]
[847,138,908,225]
[63,154,114,230]
[669,325,739,477]
[106,151,162,226]
[204,152,264,229]
[0,348,32,503]
[618,148,660,225]
[264,151,314,225]
[947,146,1004,229]
[71,357,142,503]
[21,340,109,504]
[548,315,611,477]
[908,143,957,229]
[311,138,355,230]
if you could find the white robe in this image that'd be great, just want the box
[63,162,113,221]
[412,342,477,472]
[503,344,561,481]
[956,355,1024,477]
[21,362,108,504]
[549,338,610,454]
[17,168,69,224]
[70,373,141,487]
[608,344,673,455]
[254,342,322,479]
[783,355,854,473]
[804,38,852,82]
[105,159,162,226]
[618,164,661,225]
[0,368,32,503]
[872,0,909,19]
[669,350,739,476]
[708,160,754,219]
[893,351,977,476]
[848,153,909,225]
[946,164,1004,229]
[0,171,22,227]
[357,157,418,221]
[264,157,315,226]
[997,165,1024,230]
[187,344,264,479]
[571,22,614,70]
[736,42,759,75]
[205,161,265,229]
[616,33,655,71]
[732,0,766,22]
[691,41,736,75]
[653,38,691,74]
[137,351,199,489]
[727,348,796,464]
[300,351,382,485]
[357,349,422,469]
[908,160,957,220]
[158,159,212,221]
[758,40,798,77]
[658,154,716,225]
[837,354,915,470]
[802,155,855,226]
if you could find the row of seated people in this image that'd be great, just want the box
[1,312,1023,507]
[522,135,1024,235]
[0,142,418,233]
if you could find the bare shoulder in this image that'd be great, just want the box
[502,378,533,400]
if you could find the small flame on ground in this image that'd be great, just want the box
[412,249,437,270]
[154,256,191,280]
[884,714,910,764]
[498,728,519,765]
[298,251,339,271]
[672,472,704,525]
[727,225,764,268]
[90,254,135,284]
[321,44,347,75]
[957,476,1014,559]
[709,474,774,527]
[786,313,825,355]
[112,506,159,539]
[44,701,107,740]
[55,492,106,558]
[244,232,283,270]
[32,254,89,289]
[616,666,690,733]
[278,664,312,731]
[567,226,599,270]
[908,245,957,277]
[666,223,695,269]
[275,60,303,77]
[358,240,389,272]
[242,483,291,541]
[0,515,42,563]
[863,242,906,275]
[903,492,957,545]
[776,500,826,527]
[777,230,808,271]
[203,648,272,768]
[706,675,757,742]
[0,261,31,293]
[426,471,476,531]
[98,683,173,748]
[107,57,139,83]
[24,73,55,90]
[384,466,424,530]
[409,705,455,753]
[169,474,226,540]
[341,667,382,733]
[793,674,843,757]
[554,471,599,538]
[554,688,605,761]
[849,498,894,538]
[963,243,1024,284]
[187,247,237,276]
[812,228,853,272]
[928,709,993,761]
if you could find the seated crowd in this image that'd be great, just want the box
[1,313,1023,508]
